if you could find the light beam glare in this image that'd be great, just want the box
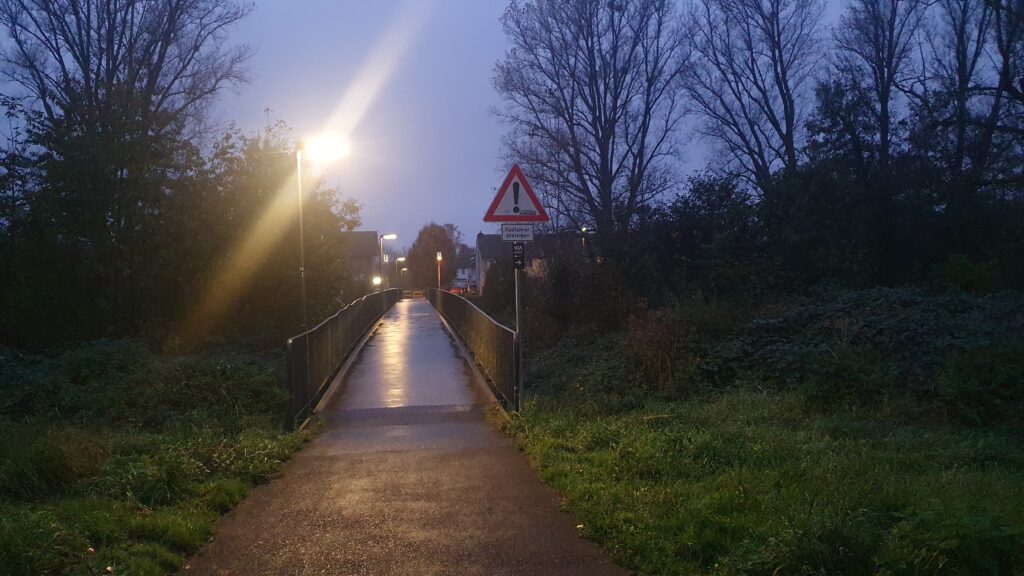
[322,0,435,138]
[174,170,303,347]
[172,0,435,346]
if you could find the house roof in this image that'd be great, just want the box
[476,231,583,262]
[340,231,379,260]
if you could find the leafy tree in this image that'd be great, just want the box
[0,0,251,345]
[407,223,458,289]
[165,123,362,349]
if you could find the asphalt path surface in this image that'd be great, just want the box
[180,298,628,576]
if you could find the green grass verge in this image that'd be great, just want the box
[512,332,1024,575]
[514,391,1024,575]
[0,341,305,576]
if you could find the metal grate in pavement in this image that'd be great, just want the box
[338,403,479,419]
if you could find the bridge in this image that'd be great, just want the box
[181,294,627,575]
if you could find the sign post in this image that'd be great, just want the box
[484,165,549,411]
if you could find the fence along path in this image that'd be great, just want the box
[181,298,627,575]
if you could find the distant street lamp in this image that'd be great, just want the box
[379,233,397,289]
[395,256,406,288]
[436,251,443,289]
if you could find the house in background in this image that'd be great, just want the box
[475,231,584,295]
[340,230,379,289]
[454,255,478,292]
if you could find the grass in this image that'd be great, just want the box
[511,294,1024,576]
[514,389,1024,575]
[0,341,305,576]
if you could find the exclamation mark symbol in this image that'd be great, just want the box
[512,181,521,213]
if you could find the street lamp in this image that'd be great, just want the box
[379,233,397,289]
[436,251,443,289]
[395,256,406,288]
[293,133,347,425]
[295,134,350,335]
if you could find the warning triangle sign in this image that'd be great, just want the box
[484,164,550,222]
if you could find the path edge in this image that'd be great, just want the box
[430,304,512,425]
[302,311,389,430]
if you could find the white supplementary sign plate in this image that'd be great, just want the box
[501,223,535,242]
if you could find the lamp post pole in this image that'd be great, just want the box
[296,148,308,335]
[379,233,397,290]
[395,257,406,289]
[436,251,443,290]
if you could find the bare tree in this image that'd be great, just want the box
[494,0,690,238]
[687,0,825,192]
[834,0,927,172]
[920,0,995,179]
[0,0,251,138]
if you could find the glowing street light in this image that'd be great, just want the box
[395,256,406,287]
[295,134,350,336]
[304,133,351,166]
[379,233,397,289]
[372,276,382,287]
[436,251,443,289]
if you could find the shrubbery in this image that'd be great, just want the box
[592,286,1024,427]
[0,341,302,576]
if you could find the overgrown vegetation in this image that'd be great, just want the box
[0,341,303,576]
[510,287,1024,575]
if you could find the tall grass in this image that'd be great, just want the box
[0,341,304,576]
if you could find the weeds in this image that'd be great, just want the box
[0,341,302,576]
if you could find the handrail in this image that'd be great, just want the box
[426,288,522,412]
[284,288,401,429]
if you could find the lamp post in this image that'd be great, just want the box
[436,251,443,289]
[295,146,308,337]
[295,134,351,334]
[293,134,348,426]
[379,233,397,289]
[395,257,406,288]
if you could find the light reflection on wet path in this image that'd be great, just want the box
[335,298,485,410]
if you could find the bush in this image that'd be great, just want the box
[0,340,288,430]
[714,287,1024,395]
[0,342,302,576]
[626,297,761,397]
[938,342,1024,426]
[943,254,1002,293]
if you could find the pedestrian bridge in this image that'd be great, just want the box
[284,289,520,430]
[181,296,628,575]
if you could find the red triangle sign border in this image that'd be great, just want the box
[483,164,550,223]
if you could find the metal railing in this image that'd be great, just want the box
[426,288,522,412]
[285,288,400,429]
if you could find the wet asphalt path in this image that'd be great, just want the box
[181,299,628,576]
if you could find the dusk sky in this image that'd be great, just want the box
[214,0,510,250]
[215,0,845,251]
